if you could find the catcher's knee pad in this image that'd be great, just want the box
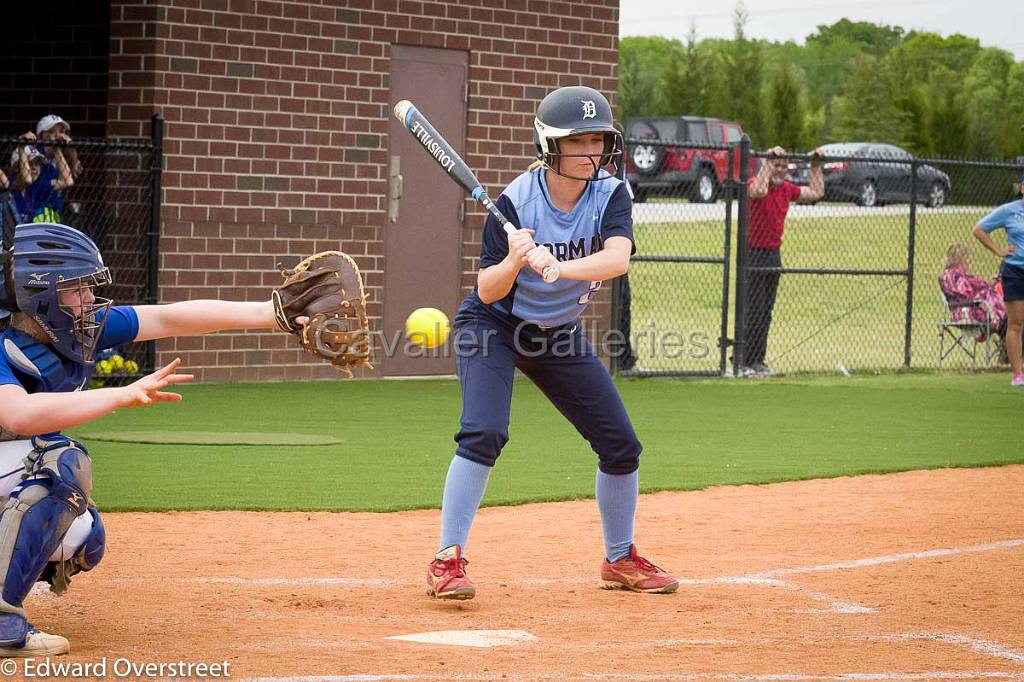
[0,437,92,614]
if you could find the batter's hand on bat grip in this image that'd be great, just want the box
[502,223,560,282]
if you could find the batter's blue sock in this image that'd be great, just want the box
[438,455,492,553]
[596,469,638,563]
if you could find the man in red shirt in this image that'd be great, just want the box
[740,145,824,376]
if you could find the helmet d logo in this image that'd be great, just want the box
[581,101,597,120]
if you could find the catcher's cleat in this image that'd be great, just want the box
[599,545,679,594]
[0,627,70,657]
[427,545,476,600]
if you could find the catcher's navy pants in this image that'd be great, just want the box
[451,297,641,475]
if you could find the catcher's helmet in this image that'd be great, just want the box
[533,86,623,181]
[2,223,112,365]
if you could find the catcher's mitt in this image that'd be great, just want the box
[272,251,372,377]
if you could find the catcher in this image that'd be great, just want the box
[0,222,368,656]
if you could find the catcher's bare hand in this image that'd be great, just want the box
[119,358,193,408]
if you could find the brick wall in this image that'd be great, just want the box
[0,1,109,137]
[107,0,620,381]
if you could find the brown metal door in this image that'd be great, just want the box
[383,45,468,376]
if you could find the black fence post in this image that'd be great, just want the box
[147,113,164,373]
[720,143,736,376]
[904,157,918,368]
[732,135,752,376]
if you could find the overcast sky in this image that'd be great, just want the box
[619,0,1024,60]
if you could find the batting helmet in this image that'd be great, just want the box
[533,86,623,181]
[2,223,112,365]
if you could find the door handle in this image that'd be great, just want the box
[388,155,403,223]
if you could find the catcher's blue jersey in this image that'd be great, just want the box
[476,168,634,327]
[0,306,139,392]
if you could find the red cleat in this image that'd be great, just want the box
[427,545,476,600]
[600,545,679,594]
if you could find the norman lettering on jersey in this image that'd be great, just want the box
[474,167,634,328]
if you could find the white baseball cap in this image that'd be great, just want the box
[9,146,45,166]
[36,114,69,135]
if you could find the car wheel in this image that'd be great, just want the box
[926,182,947,208]
[856,179,877,207]
[630,143,664,176]
[690,168,717,203]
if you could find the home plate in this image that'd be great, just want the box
[385,629,538,648]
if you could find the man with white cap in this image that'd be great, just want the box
[35,115,82,180]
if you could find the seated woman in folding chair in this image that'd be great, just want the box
[972,171,1024,387]
[941,242,1007,344]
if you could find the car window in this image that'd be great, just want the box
[653,120,678,140]
[821,143,866,157]
[870,144,907,160]
[629,120,679,141]
[709,125,724,143]
[687,122,708,143]
[725,126,742,143]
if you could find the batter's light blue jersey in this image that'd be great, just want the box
[477,168,634,327]
[978,199,1024,270]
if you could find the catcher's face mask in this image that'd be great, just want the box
[55,269,113,364]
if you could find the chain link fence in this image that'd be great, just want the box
[0,115,163,384]
[617,133,1024,376]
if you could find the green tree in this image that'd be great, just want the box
[801,19,905,114]
[663,21,714,116]
[618,36,680,120]
[1003,61,1024,159]
[829,54,909,143]
[720,1,765,143]
[962,48,1013,157]
[766,63,807,149]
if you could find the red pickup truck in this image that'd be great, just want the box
[624,116,749,203]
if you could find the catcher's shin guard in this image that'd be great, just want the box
[0,436,94,628]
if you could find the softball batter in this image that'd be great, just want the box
[426,85,678,600]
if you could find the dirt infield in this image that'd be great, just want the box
[25,465,1024,680]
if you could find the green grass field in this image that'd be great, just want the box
[72,373,1023,512]
[629,207,1006,374]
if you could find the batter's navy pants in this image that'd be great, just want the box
[451,298,642,475]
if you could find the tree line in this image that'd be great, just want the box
[619,11,1024,160]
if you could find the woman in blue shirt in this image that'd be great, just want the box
[972,171,1024,386]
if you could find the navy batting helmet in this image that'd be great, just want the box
[533,86,623,181]
[2,223,112,365]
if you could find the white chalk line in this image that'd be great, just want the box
[181,537,1024,589]
[876,633,1024,664]
[174,538,1024,616]
[743,539,1024,580]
